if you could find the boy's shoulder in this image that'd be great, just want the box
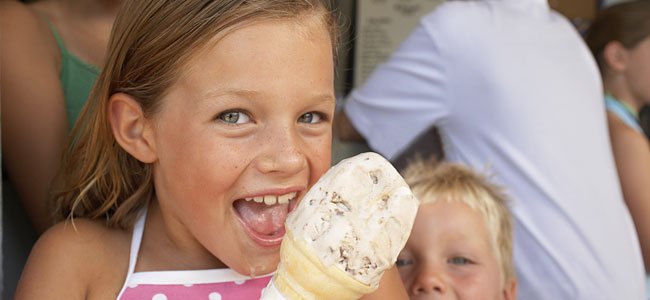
[15,219,131,298]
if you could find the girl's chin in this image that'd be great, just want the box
[231,254,280,277]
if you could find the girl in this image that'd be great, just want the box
[585,0,650,277]
[15,0,406,299]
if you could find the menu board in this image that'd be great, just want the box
[354,0,445,87]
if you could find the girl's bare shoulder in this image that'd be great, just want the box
[0,1,56,50]
[15,219,132,299]
[44,218,132,259]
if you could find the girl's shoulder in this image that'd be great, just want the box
[607,111,646,141]
[0,1,58,54]
[0,1,62,103]
[15,219,132,299]
[43,218,132,259]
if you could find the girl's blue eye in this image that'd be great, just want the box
[396,258,414,268]
[298,112,323,124]
[448,257,472,265]
[218,111,250,124]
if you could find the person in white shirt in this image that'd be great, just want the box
[337,0,646,299]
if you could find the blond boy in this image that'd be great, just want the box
[397,157,517,299]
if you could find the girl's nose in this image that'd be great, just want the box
[410,267,449,297]
[255,148,307,175]
[254,127,307,176]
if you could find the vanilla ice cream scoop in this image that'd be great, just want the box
[261,152,419,300]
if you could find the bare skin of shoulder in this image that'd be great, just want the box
[1,0,68,233]
[15,218,131,299]
[0,0,119,233]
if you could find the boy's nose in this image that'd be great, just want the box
[410,268,450,298]
[254,127,307,175]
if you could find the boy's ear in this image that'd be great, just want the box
[109,93,157,163]
[603,41,629,73]
[502,278,517,300]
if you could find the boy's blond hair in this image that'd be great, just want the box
[402,156,515,284]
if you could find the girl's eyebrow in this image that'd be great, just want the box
[201,88,259,101]
[201,88,336,103]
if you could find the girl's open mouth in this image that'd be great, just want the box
[233,192,298,247]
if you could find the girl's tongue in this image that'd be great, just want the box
[234,200,289,235]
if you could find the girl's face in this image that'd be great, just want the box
[396,201,516,300]
[148,15,334,275]
[625,36,650,105]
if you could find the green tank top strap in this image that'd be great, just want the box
[48,22,69,57]
[47,22,100,129]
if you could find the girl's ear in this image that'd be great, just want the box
[603,41,629,73]
[109,93,157,163]
[502,278,517,300]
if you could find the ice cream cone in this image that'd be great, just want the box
[267,231,374,300]
[260,152,418,300]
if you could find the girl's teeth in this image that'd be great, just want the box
[264,195,277,205]
[278,192,296,204]
[244,192,297,205]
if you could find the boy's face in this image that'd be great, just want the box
[397,201,516,300]
[147,16,335,275]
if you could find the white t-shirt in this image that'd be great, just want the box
[345,0,645,299]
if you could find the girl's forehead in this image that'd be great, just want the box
[159,16,334,108]
[178,14,331,81]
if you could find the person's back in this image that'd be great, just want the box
[344,0,645,298]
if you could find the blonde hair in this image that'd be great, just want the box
[402,156,515,284]
[52,0,339,229]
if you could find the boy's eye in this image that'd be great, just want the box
[298,112,323,124]
[217,110,251,124]
[448,256,472,265]
[396,258,414,268]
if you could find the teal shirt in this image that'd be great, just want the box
[50,24,100,128]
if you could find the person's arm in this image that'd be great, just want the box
[608,113,650,271]
[0,1,69,233]
[360,266,408,300]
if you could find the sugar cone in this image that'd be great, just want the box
[266,232,375,300]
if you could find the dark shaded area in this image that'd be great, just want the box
[390,127,445,172]
[639,105,650,140]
